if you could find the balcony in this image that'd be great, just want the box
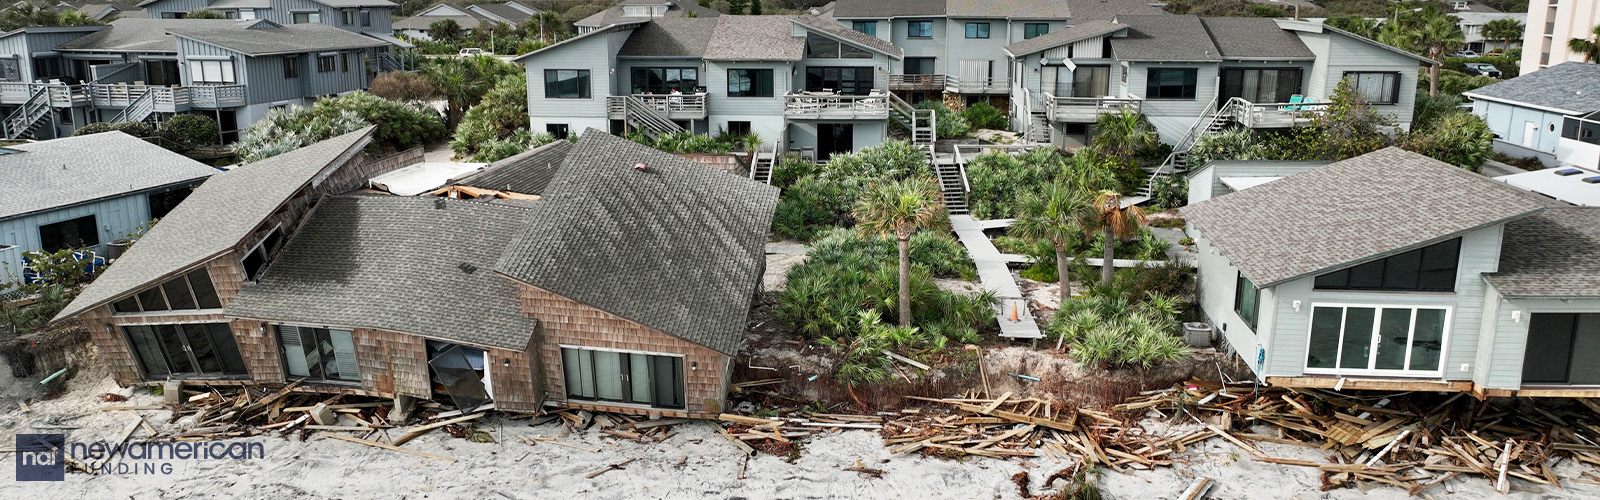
[606,93,707,121]
[945,75,1010,95]
[1232,100,1328,129]
[887,74,946,91]
[1042,93,1142,123]
[783,91,891,119]
[87,84,247,111]
[0,82,90,107]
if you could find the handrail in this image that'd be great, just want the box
[631,93,707,114]
[2,85,48,139]
[109,89,157,123]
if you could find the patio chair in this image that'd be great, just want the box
[1280,94,1304,111]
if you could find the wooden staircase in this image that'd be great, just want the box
[2,86,51,140]
[888,93,936,147]
[1135,97,1245,201]
[606,95,684,140]
[933,146,970,215]
[108,89,157,124]
[1026,112,1050,144]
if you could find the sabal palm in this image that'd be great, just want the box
[853,177,944,327]
[1570,25,1600,63]
[1011,183,1090,303]
[1090,109,1158,163]
[1411,14,1465,97]
[1482,18,1524,53]
[1083,190,1147,287]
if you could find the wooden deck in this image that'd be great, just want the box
[950,215,1042,339]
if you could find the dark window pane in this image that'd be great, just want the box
[1339,308,1376,369]
[113,296,142,313]
[39,215,99,252]
[1523,313,1576,383]
[1373,308,1412,370]
[1146,69,1197,99]
[650,355,685,409]
[301,327,323,380]
[1382,249,1421,290]
[1346,260,1385,289]
[628,353,652,405]
[148,188,192,219]
[1409,309,1446,371]
[156,324,193,373]
[1418,238,1459,291]
[1314,269,1349,288]
[805,33,839,58]
[242,248,266,281]
[183,323,222,373]
[1234,273,1258,328]
[161,277,196,310]
[124,326,169,376]
[841,42,871,59]
[188,268,222,309]
[137,285,169,311]
[1307,307,1343,369]
[205,323,247,375]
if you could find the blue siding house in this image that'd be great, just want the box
[0,132,217,287]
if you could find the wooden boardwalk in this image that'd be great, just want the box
[949,215,1042,339]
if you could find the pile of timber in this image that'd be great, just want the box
[540,408,691,444]
[716,412,887,455]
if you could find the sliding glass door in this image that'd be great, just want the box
[123,323,247,378]
[276,325,360,383]
[1305,304,1449,377]
[1522,313,1600,385]
[561,347,685,410]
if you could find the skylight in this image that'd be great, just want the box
[1583,176,1600,184]
[1555,168,1583,176]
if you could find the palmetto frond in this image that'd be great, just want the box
[852,177,944,239]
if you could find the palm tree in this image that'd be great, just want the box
[1010,183,1090,303]
[1090,109,1158,165]
[1082,190,1147,287]
[1570,24,1600,63]
[1401,13,1465,97]
[853,177,944,327]
[1482,18,1524,53]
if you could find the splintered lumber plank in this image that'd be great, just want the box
[719,414,780,427]
[1495,439,1513,494]
[711,423,756,455]
[1179,477,1213,500]
[1206,424,1266,458]
[1238,434,1319,448]
[882,350,931,371]
[284,402,389,412]
[799,422,881,429]
[910,398,1076,431]
[982,393,1013,414]
[305,425,371,431]
[586,458,637,479]
[320,432,455,462]
[972,424,1035,450]
[392,412,487,446]
[730,379,784,392]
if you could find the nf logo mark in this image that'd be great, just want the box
[16,434,65,481]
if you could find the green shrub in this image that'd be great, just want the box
[1402,111,1494,171]
[771,140,938,242]
[819,139,931,181]
[769,153,821,189]
[1047,293,1190,369]
[234,92,446,162]
[771,176,862,241]
[1147,175,1187,210]
[74,121,154,139]
[469,130,556,163]
[159,114,219,147]
[961,102,1008,130]
[964,148,1074,219]
[452,73,528,160]
[916,101,970,139]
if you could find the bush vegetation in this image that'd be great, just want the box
[234,92,446,162]
[770,140,934,241]
[452,73,531,161]
[915,101,971,139]
[1048,292,1189,369]
[961,102,1008,130]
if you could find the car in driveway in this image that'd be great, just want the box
[1461,63,1502,78]
[458,48,488,57]
[1451,50,1480,58]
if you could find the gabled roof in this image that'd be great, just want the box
[1199,17,1314,60]
[0,132,217,220]
[458,140,574,195]
[55,18,241,53]
[618,17,718,57]
[494,131,779,355]
[394,15,488,31]
[1068,0,1164,21]
[54,128,375,321]
[1003,20,1125,58]
[574,0,718,28]
[225,196,539,350]
[167,20,388,56]
[831,0,943,18]
[946,0,1069,19]
[470,3,534,23]
[1463,62,1600,115]
[306,0,397,8]
[1181,148,1548,287]
[513,20,646,62]
[1486,207,1600,298]
[793,15,902,59]
[1276,19,1440,66]
[1112,15,1222,62]
[703,15,805,61]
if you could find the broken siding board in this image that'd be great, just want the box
[519,284,731,418]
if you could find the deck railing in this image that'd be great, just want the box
[887,74,946,91]
[783,91,891,119]
[1042,94,1142,122]
[86,84,246,110]
[628,93,707,118]
[1234,100,1329,128]
[945,75,1010,94]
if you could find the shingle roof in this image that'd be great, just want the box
[0,132,216,220]
[394,15,487,31]
[793,15,902,58]
[1003,20,1125,57]
[946,0,1069,19]
[831,0,943,18]
[458,140,574,195]
[166,20,389,56]
[1067,0,1165,21]
[1463,62,1600,114]
[1486,207,1600,298]
[575,0,718,28]
[1199,17,1314,60]
[513,20,646,62]
[225,196,538,350]
[471,3,534,22]
[308,0,396,8]
[1112,15,1222,62]
[1181,148,1548,287]
[494,130,779,355]
[703,15,806,61]
[55,18,242,52]
[618,17,718,57]
[54,128,374,321]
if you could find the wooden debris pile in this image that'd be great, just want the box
[715,412,883,456]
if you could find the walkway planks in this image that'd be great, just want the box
[950,215,1043,339]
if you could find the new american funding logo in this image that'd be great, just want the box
[15,434,265,481]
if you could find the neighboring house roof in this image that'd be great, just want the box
[470,3,533,23]
[1003,19,1125,57]
[394,15,486,31]
[1486,207,1600,298]
[1463,62,1600,115]
[1180,148,1548,287]
[54,128,374,321]
[1113,15,1223,62]
[1199,17,1315,60]
[225,196,539,350]
[513,20,646,62]
[618,17,718,57]
[831,0,943,18]
[793,15,902,58]
[166,20,389,56]
[575,0,718,28]
[457,140,574,195]
[205,0,270,8]
[494,130,779,355]
[1061,0,1164,21]
[703,15,806,61]
[306,0,397,8]
[1493,166,1600,207]
[945,0,1069,19]
[0,132,216,220]
[55,18,241,53]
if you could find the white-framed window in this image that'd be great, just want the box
[188,59,236,84]
[239,8,255,19]
[276,325,360,382]
[1304,303,1450,377]
[292,11,320,24]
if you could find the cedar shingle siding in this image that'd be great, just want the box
[351,328,431,399]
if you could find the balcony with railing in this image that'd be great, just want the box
[87,84,247,111]
[1233,99,1328,129]
[887,74,946,91]
[0,82,90,107]
[945,75,1010,95]
[1041,94,1142,122]
[783,91,892,119]
[605,93,707,121]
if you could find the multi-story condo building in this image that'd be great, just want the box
[0,18,388,141]
[1520,0,1600,74]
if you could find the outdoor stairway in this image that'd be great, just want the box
[606,95,684,140]
[2,85,50,140]
[1026,112,1049,144]
[1135,97,1244,201]
[377,52,404,72]
[749,137,778,184]
[935,148,969,215]
[888,92,936,147]
[949,215,1042,340]
[108,89,157,124]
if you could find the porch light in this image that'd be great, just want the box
[691,361,698,371]
[503,358,511,367]
[1511,310,1522,323]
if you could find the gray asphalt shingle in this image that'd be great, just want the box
[1199,17,1314,60]
[946,0,1069,19]
[56,18,243,52]
[0,132,217,219]
[226,196,538,350]
[1113,15,1222,62]
[1181,148,1548,287]
[1003,20,1124,57]
[618,17,719,57]
[1067,0,1165,20]
[793,15,903,58]
[704,15,806,61]
[55,128,375,321]
[1486,207,1600,298]
[575,0,719,28]
[831,0,943,18]
[1464,62,1600,114]
[494,130,779,355]
[166,20,389,56]
[458,140,574,195]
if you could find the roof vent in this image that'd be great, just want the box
[458,262,477,274]
[1555,168,1583,176]
[434,198,447,209]
[1583,176,1600,184]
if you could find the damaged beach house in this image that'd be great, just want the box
[51,126,780,418]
